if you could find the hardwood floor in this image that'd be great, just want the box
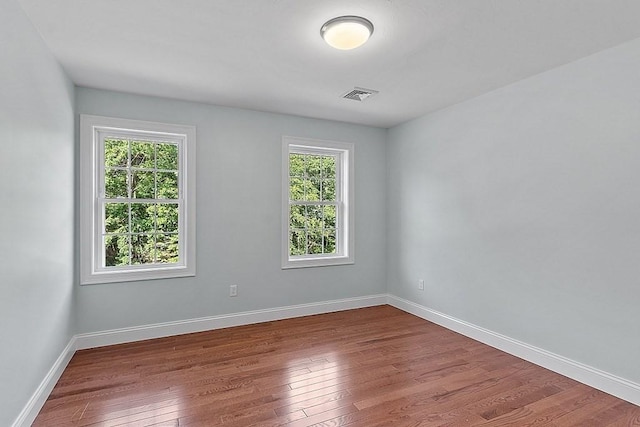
[34,305,639,426]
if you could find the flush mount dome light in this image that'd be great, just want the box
[320,16,374,50]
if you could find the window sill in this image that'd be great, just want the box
[282,255,354,269]
[81,265,195,285]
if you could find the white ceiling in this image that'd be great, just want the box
[18,0,640,128]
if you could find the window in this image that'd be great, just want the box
[282,136,354,268]
[80,115,196,284]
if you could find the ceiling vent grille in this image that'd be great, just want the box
[342,87,379,102]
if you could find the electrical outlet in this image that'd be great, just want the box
[229,284,238,297]
[418,279,425,291]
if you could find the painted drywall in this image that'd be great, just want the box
[75,88,387,334]
[387,37,640,383]
[0,1,76,425]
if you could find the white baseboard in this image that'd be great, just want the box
[12,337,77,427]
[387,294,640,406]
[75,294,388,350]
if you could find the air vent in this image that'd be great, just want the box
[342,87,379,102]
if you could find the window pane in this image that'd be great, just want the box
[307,229,323,254]
[321,156,336,179]
[105,234,130,267]
[290,177,304,201]
[105,203,128,233]
[306,205,323,229]
[323,205,336,228]
[305,154,322,178]
[131,234,154,265]
[304,178,320,201]
[321,179,336,201]
[131,171,154,199]
[157,171,178,199]
[289,229,306,256]
[156,233,179,263]
[289,154,304,177]
[82,115,195,283]
[289,204,305,228]
[105,139,128,167]
[130,141,155,169]
[283,138,352,268]
[157,143,178,170]
[131,203,155,233]
[105,169,128,198]
[323,230,336,254]
[157,203,179,233]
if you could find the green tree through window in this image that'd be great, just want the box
[103,138,179,267]
[288,153,338,256]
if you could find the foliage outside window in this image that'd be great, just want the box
[282,137,354,269]
[103,138,180,266]
[289,153,337,256]
[80,115,196,284]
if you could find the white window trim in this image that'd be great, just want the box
[282,136,354,269]
[80,115,196,284]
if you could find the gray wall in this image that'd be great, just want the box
[0,1,76,425]
[387,38,640,383]
[75,88,388,333]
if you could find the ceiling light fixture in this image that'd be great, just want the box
[320,16,374,50]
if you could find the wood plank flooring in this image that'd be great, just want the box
[33,305,640,426]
